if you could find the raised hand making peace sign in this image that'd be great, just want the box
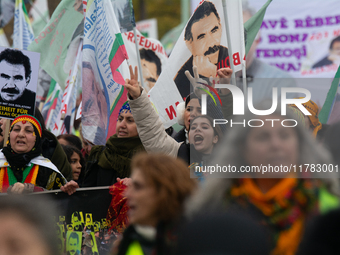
[123,65,141,100]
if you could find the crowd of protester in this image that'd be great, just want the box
[0,2,340,254]
[0,63,339,255]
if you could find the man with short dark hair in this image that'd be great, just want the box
[174,1,229,98]
[67,232,80,255]
[0,48,35,106]
[140,48,162,92]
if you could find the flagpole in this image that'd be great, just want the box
[222,0,236,85]
[238,0,248,99]
[133,27,145,88]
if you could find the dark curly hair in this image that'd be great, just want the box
[0,48,32,79]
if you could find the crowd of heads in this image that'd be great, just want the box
[1,1,340,255]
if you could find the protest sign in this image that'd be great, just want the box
[28,0,83,90]
[247,0,340,107]
[82,0,129,145]
[0,47,40,119]
[247,0,340,77]
[123,30,168,93]
[149,0,246,128]
[29,188,116,255]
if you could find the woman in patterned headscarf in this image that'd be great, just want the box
[0,114,77,194]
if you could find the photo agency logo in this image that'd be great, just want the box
[200,84,312,128]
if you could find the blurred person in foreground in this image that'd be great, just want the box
[186,102,339,255]
[176,213,270,255]
[0,195,59,255]
[111,153,196,255]
[0,114,78,194]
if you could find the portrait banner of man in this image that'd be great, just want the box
[72,211,84,232]
[66,231,82,255]
[0,47,40,119]
[148,0,245,128]
[122,29,168,93]
[85,213,95,232]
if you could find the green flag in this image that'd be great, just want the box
[319,65,340,124]
[28,0,83,89]
[244,0,272,55]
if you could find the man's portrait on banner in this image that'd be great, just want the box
[140,48,162,93]
[0,47,40,118]
[312,36,340,69]
[174,1,229,98]
[0,49,35,104]
[66,232,81,255]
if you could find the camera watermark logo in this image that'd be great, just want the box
[200,85,312,127]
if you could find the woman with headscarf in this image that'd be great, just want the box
[186,103,339,255]
[0,114,78,194]
[83,101,145,187]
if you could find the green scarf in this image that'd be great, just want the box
[97,135,145,177]
[7,164,34,185]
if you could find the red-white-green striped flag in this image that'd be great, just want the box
[109,33,128,85]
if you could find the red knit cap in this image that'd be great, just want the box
[11,114,42,137]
